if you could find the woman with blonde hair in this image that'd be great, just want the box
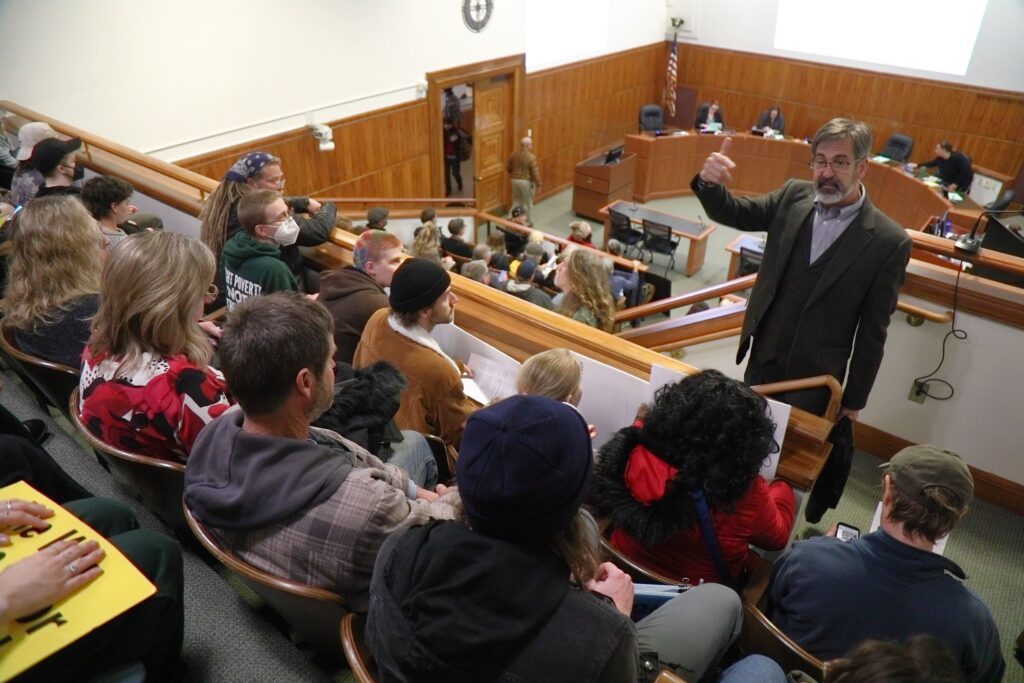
[567,220,594,246]
[517,348,582,405]
[3,195,103,366]
[411,222,455,270]
[554,247,616,332]
[80,231,232,461]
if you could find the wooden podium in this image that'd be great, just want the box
[572,152,636,221]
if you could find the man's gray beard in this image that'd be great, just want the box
[814,181,856,206]
[814,187,844,205]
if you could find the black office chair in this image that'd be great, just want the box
[987,189,1016,211]
[640,219,681,275]
[609,208,643,257]
[878,134,914,162]
[738,246,763,277]
[638,104,664,132]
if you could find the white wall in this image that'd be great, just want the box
[667,0,1024,92]
[680,273,1024,485]
[0,0,668,161]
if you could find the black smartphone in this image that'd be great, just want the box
[836,523,860,543]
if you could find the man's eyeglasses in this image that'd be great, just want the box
[809,158,861,172]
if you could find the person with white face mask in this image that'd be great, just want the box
[220,189,303,310]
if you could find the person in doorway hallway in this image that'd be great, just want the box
[692,118,911,419]
[506,137,540,223]
[443,119,463,196]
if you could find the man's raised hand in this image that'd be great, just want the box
[699,137,736,185]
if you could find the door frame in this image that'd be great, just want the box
[426,54,526,208]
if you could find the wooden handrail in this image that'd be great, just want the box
[477,210,648,274]
[617,270,949,325]
[751,375,844,423]
[909,228,1024,278]
[317,196,475,206]
[899,301,953,324]
[618,302,747,351]
[307,232,831,488]
[615,275,756,322]
[1,100,217,199]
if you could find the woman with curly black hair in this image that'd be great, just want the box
[594,369,795,586]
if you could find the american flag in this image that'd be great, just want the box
[665,33,678,119]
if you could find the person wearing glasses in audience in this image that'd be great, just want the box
[79,231,232,462]
[692,119,911,419]
[199,151,335,303]
[221,190,305,310]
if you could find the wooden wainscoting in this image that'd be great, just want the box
[176,101,432,199]
[526,43,664,201]
[854,421,1024,516]
[674,44,1024,179]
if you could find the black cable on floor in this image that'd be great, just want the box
[912,261,968,401]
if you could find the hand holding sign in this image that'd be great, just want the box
[0,540,104,622]
[699,137,736,185]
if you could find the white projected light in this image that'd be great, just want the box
[774,0,989,76]
[525,0,611,71]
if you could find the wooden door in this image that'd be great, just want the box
[473,75,512,215]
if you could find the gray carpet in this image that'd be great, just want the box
[0,369,336,683]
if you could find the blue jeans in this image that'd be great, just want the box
[720,654,788,682]
[383,430,437,489]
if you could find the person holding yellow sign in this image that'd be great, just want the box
[0,488,184,682]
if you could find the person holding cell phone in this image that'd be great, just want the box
[768,445,1004,683]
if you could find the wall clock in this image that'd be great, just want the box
[462,0,494,33]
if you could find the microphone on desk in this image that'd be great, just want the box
[954,210,1021,254]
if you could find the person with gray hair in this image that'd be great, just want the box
[506,136,541,223]
[691,118,911,419]
[460,259,490,285]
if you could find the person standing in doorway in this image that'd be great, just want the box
[443,120,464,197]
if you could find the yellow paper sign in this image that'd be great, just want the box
[0,481,156,680]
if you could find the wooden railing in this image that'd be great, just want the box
[477,211,649,275]
[615,275,756,324]
[307,229,834,489]
[1,100,216,210]
[318,197,475,207]
[908,229,1024,279]
[614,268,952,353]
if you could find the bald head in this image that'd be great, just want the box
[521,137,533,148]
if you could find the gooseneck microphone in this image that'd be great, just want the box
[954,210,1021,254]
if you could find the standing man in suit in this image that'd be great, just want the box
[691,118,911,419]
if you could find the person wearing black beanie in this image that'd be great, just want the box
[353,258,475,448]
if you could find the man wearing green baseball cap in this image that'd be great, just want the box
[767,445,1004,683]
